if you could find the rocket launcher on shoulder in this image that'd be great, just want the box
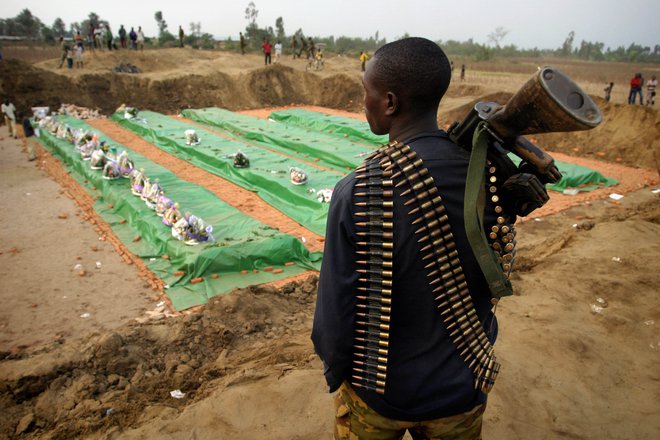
[448,66,602,216]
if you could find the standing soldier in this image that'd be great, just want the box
[291,35,298,59]
[312,37,511,439]
[308,37,315,59]
[179,26,184,48]
[239,32,246,54]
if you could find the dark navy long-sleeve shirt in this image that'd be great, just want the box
[312,131,501,421]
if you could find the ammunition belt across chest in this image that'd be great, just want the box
[351,141,500,395]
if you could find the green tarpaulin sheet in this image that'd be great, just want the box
[267,108,618,193]
[268,108,388,146]
[111,110,341,235]
[182,107,376,172]
[37,116,321,310]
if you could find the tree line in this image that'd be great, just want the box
[1,7,658,64]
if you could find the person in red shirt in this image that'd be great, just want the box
[262,39,273,65]
[628,73,643,105]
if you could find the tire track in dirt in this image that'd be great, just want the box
[87,119,326,253]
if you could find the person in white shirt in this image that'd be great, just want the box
[137,26,145,51]
[274,40,283,63]
[1,98,17,139]
[646,75,657,106]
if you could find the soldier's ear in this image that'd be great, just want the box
[385,92,398,116]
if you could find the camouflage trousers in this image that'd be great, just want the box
[334,382,485,440]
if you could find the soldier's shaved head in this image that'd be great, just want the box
[371,37,451,113]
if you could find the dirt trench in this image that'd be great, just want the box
[0,59,364,117]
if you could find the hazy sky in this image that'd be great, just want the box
[2,0,658,50]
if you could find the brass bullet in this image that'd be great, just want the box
[489,175,497,183]
[352,374,386,388]
[355,200,395,208]
[353,359,387,372]
[356,241,394,249]
[403,187,438,206]
[356,296,392,306]
[411,205,447,225]
[354,351,388,364]
[355,345,388,356]
[355,337,389,348]
[356,260,393,269]
[355,210,394,218]
[355,221,394,229]
[356,313,391,323]
[356,250,393,259]
[489,186,497,194]
[357,231,394,240]
[408,196,443,215]
[356,302,392,313]
[355,328,390,339]
[356,320,390,331]
[353,367,387,380]
[356,169,392,180]
[357,269,393,278]
[494,205,503,214]
[354,189,394,198]
[357,286,392,296]
[491,195,499,203]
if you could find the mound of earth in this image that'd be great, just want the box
[0,278,319,439]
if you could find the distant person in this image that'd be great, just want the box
[239,32,246,55]
[105,25,113,51]
[20,112,37,161]
[359,50,369,72]
[299,37,308,59]
[603,82,614,102]
[291,35,298,58]
[94,25,104,50]
[75,44,84,68]
[639,73,645,105]
[118,25,127,49]
[137,26,145,51]
[1,98,17,139]
[628,73,642,104]
[308,37,315,59]
[87,23,95,51]
[460,64,466,81]
[58,37,68,68]
[129,27,137,50]
[450,60,454,72]
[274,40,283,63]
[647,75,657,106]
[178,26,184,48]
[262,39,272,65]
[66,46,74,69]
[74,31,83,49]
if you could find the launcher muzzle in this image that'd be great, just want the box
[448,66,602,215]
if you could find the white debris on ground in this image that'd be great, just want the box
[58,103,105,119]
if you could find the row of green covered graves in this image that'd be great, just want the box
[34,107,618,310]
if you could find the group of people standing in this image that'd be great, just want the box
[626,73,657,106]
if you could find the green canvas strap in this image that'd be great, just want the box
[464,122,513,300]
